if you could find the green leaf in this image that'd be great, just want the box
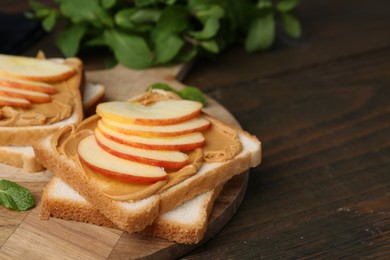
[104,56,118,69]
[154,31,185,64]
[148,83,180,95]
[56,23,87,57]
[177,46,198,62]
[257,0,273,9]
[195,4,225,21]
[60,0,113,27]
[29,0,49,11]
[276,0,300,12]
[147,84,207,105]
[157,6,189,33]
[115,8,154,32]
[42,11,57,32]
[115,8,138,29]
[190,17,220,40]
[200,40,219,53]
[104,29,153,69]
[101,0,116,9]
[281,12,301,38]
[0,179,35,211]
[85,35,106,47]
[245,13,275,52]
[134,0,156,7]
[179,86,207,106]
[131,9,161,23]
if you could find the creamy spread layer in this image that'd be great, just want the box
[54,113,242,202]
[0,60,81,127]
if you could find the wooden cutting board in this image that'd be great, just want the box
[0,64,249,259]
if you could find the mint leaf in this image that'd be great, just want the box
[154,31,185,64]
[147,84,207,106]
[257,0,273,9]
[276,0,301,12]
[190,17,220,40]
[42,11,57,32]
[200,39,219,53]
[131,9,161,23]
[56,23,87,57]
[101,0,116,9]
[104,29,153,69]
[59,0,113,27]
[115,8,138,29]
[245,13,275,52]
[179,86,207,106]
[148,83,180,94]
[0,180,35,211]
[281,12,301,38]
[157,6,189,33]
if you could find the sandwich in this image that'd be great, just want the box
[0,53,93,172]
[41,176,224,244]
[34,89,261,240]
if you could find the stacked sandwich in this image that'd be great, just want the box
[34,89,262,244]
[0,54,84,172]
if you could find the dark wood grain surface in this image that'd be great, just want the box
[2,0,390,258]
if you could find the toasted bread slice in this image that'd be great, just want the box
[41,177,223,244]
[0,81,104,172]
[0,57,84,146]
[34,97,261,233]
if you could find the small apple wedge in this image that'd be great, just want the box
[0,86,51,103]
[96,100,203,126]
[95,129,189,169]
[0,54,76,82]
[97,119,205,151]
[101,116,210,137]
[0,77,57,94]
[78,135,167,184]
[0,95,31,108]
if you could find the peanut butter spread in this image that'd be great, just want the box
[0,60,81,127]
[53,94,242,202]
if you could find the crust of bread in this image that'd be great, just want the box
[140,184,224,244]
[0,58,84,146]
[41,177,223,244]
[0,146,44,172]
[34,113,261,233]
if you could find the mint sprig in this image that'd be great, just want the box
[148,83,207,106]
[0,179,35,211]
[27,0,301,69]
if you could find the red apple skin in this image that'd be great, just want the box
[79,157,167,184]
[99,128,205,151]
[0,98,31,108]
[96,138,189,169]
[0,78,58,94]
[101,119,211,137]
[131,109,202,126]
[0,88,51,103]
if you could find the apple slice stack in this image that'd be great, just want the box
[0,54,76,108]
[78,100,211,184]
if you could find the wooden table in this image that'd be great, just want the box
[2,0,390,258]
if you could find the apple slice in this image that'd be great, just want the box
[78,135,167,184]
[0,77,57,94]
[95,129,188,169]
[0,96,31,108]
[0,54,76,82]
[96,100,203,126]
[101,116,210,137]
[97,119,205,151]
[0,86,51,103]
